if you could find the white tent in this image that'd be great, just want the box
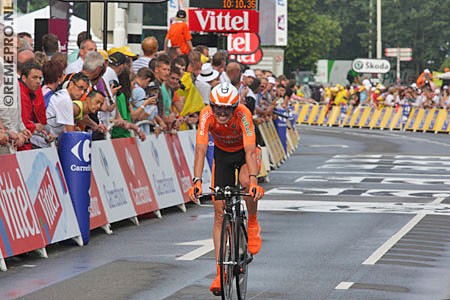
[437,72,450,80]
[16,6,102,52]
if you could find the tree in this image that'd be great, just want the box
[285,0,341,77]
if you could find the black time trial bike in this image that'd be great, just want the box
[200,186,253,300]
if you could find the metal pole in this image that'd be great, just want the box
[103,0,108,50]
[368,0,372,58]
[397,46,400,85]
[86,0,91,35]
[376,0,381,59]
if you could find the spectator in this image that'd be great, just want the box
[153,54,171,121]
[41,33,59,59]
[161,65,183,127]
[66,39,97,74]
[130,80,160,134]
[221,61,241,87]
[164,9,193,55]
[196,63,220,105]
[42,60,65,108]
[211,51,227,75]
[132,36,159,74]
[68,31,91,64]
[178,51,204,122]
[46,73,92,138]
[34,51,48,66]
[50,52,68,71]
[19,63,48,150]
[18,32,33,50]
[167,46,182,61]
[17,49,35,77]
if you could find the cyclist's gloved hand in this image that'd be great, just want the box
[249,183,264,201]
[188,180,202,202]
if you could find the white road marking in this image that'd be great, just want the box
[265,188,450,198]
[272,171,450,177]
[335,281,354,290]
[257,200,450,215]
[431,197,446,204]
[362,213,426,265]
[326,158,381,163]
[392,165,450,172]
[306,144,349,148]
[176,239,214,261]
[295,176,450,185]
[393,160,450,166]
[319,164,381,170]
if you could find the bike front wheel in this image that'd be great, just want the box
[235,214,249,300]
[220,214,235,300]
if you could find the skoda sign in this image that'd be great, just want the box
[352,58,391,74]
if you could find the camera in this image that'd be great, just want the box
[179,80,186,90]
[109,79,120,89]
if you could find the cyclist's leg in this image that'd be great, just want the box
[239,162,262,255]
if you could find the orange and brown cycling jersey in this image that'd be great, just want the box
[197,104,256,152]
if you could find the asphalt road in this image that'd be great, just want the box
[2,125,450,300]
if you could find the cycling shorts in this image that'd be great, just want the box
[213,146,246,188]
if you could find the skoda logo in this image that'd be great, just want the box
[353,60,363,70]
[71,140,91,163]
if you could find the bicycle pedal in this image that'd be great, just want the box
[246,254,253,264]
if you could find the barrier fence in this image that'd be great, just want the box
[295,103,450,133]
[0,117,299,271]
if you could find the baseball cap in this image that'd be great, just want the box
[443,85,449,90]
[108,52,127,66]
[176,9,187,19]
[267,76,276,85]
[108,46,137,58]
[148,81,159,90]
[243,69,256,78]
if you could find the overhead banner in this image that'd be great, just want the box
[188,9,259,33]
[177,130,212,193]
[227,32,260,55]
[111,138,159,215]
[138,135,184,209]
[0,154,46,258]
[165,134,192,203]
[91,140,137,224]
[16,148,81,245]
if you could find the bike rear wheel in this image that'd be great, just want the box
[235,213,249,300]
[220,214,235,300]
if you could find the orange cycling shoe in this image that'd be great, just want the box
[247,219,262,255]
[210,265,222,296]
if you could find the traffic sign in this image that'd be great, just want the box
[385,47,412,58]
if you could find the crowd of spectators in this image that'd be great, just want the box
[0,9,300,155]
[319,68,450,111]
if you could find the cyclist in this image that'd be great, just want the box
[188,82,264,295]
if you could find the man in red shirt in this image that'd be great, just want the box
[188,82,264,295]
[164,9,193,55]
[19,63,48,150]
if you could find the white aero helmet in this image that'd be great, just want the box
[210,82,240,107]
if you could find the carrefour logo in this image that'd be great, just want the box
[70,140,91,172]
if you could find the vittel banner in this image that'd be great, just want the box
[16,147,81,245]
[0,154,46,258]
[188,9,259,33]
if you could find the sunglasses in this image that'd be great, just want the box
[211,104,236,115]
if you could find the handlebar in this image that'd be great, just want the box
[199,186,251,201]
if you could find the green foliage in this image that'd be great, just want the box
[286,0,341,76]
[285,0,450,78]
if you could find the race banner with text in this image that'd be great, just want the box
[188,8,259,33]
[89,173,109,230]
[91,140,137,224]
[112,138,159,215]
[165,134,192,203]
[137,135,184,209]
[177,130,212,193]
[0,154,46,258]
[16,148,81,244]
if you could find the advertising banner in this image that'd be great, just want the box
[89,173,108,230]
[112,138,159,215]
[177,130,212,192]
[58,132,92,244]
[0,154,46,258]
[165,134,192,203]
[273,108,287,153]
[189,9,259,33]
[16,148,81,245]
[91,140,137,224]
[138,135,184,209]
